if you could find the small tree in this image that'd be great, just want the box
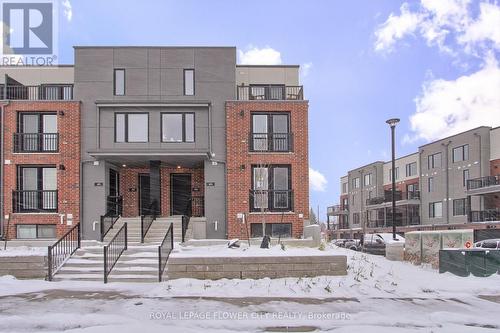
[309,207,318,224]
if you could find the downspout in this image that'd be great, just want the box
[442,141,451,224]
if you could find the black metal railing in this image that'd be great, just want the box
[249,189,294,212]
[366,190,406,206]
[0,84,73,100]
[99,196,123,242]
[249,133,293,152]
[47,223,80,281]
[13,190,58,212]
[13,133,59,153]
[327,204,349,215]
[237,85,304,100]
[103,223,127,283]
[141,201,157,243]
[467,175,500,190]
[190,196,204,217]
[181,215,190,243]
[469,209,500,222]
[158,223,174,282]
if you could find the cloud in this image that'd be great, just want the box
[300,62,313,78]
[309,167,327,192]
[407,55,500,142]
[61,0,72,22]
[374,0,499,56]
[237,46,282,65]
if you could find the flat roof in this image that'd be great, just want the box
[418,126,491,149]
[236,65,300,68]
[73,46,236,49]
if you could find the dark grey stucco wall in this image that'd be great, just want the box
[74,47,236,240]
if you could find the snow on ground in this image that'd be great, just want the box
[0,244,499,332]
[0,246,46,256]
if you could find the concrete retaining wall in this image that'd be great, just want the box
[0,256,47,279]
[166,255,347,279]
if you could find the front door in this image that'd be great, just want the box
[139,173,150,215]
[171,174,192,215]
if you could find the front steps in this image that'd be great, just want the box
[52,216,194,282]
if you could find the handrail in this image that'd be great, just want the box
[237,85,304,100]
[249,132,293,152]
[0,84,73,100]
[100,196,123,242]
[141,201,157,243]
[158,223,174,282]
[47,223,81,281]
[13,133,59,153]
[103,223,127,283]
[181,215,190,243]
[13,190,58,213]
[467,175,500,190]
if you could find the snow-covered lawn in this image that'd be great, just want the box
[0,246,499,332]
[0,246,46,257]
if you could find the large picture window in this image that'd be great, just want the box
[115,113,148,143]
[162,113,194,142]
[251,165,292,212]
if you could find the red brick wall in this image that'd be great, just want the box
[225,101,309,239]
[490,159,500,209]
[383,177,419,198]
[119,166,204,217]
[2,101,81,239]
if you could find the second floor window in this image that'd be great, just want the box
[453,144,469,163]
[15,166,57,212]
[162,113,194,142]
[114,69,125,96]
[115,113,148,143]
[251,113,290,152]
[251,165,292,212]
[429,201,443,218]
[453,198,466,216]
[16,112,58,152]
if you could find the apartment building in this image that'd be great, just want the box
[0,66,80,240]
[328,126,500,239]
[0,46,310,242]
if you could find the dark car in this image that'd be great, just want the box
[362,233,405,255]
[332,238,360,251]
[474,239,500,249]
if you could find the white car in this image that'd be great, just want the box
[474,239,500,249]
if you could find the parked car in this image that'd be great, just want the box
[332,238,361,251]
[474,239,500,249]
[362,233,405,255]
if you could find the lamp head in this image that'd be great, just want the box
[386,118,400,128]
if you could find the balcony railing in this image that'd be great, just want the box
[467,175,500,190]
[366,190,421,206]
[237,85,303,100]
[249,133,293,152]
[13,190,58,212]
[249,189,293,212]
[0,84,73,100]
[13,133,59,153]
[469,209,500,222]
[327,204,349,215]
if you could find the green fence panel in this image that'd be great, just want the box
[466,251,488,277]
[485,250,500,275]
[439,250,468,277]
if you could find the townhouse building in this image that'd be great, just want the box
[0,46,310,243]
[328,126,500,239]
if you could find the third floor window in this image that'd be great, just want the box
[452,144,469,163]
[15,112,58,152]
[428,152,442,169]
[161,113,194,142]
[251,113,291,152]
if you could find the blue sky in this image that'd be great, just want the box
[55,0,500,221]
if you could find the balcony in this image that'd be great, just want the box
[237,85,303,100]
[0,84,73,100]
[366,190,420,206]
[469,209,500,222]
[13,133,59,153]
[327,204,349,215]
[249,189,293,212]
[249,133,293,152]
[13,190,58,213]
[467,175,500,196]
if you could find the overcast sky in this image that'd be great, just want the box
[56,0,500,221]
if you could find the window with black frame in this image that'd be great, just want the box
[16,113,58,152]
[251,113,290,152]
[15,166,57,212]
[250,223,292,238]
[251,165,292,212]
[162,113,194,142]
[115,113,148,143]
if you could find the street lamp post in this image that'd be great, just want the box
[386,118,400,241]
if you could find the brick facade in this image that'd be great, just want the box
[119,166,204,217]
[225,101,309,239]
[489,159,500,209]
[2,101,81,239]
